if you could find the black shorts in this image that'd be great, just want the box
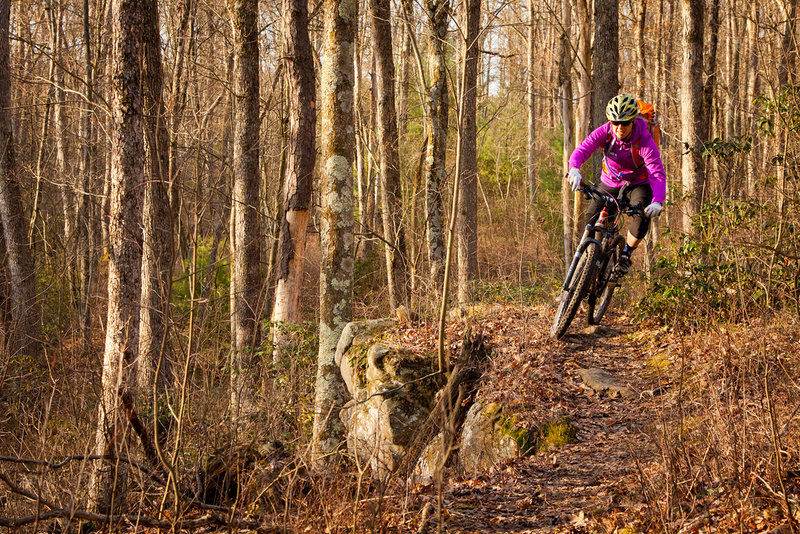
[586,182,653,240]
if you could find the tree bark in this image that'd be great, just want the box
[369,0,409,309]
[312,0,356,467]
[228,0,261,418]
[0,0,41,360]
[680,0,705,232]
[592,0,619,179]
[272,0,316,359]
[423,0,449,292]
[89,0,145,513]
[456,0,480,307]
[138,0,174,394]
[560,0,574,269]
[526,0,536,199]
[77,0,97,353]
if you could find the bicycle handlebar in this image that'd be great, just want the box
[579,182,645,217]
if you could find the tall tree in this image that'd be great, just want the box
[592,0,619,179]
[89,0,145,512]
[77,0,97,352]
[0,0,41,359]
[272,0,316,358]
[456,0,480,306]
[228,0,261,418]
[560,0,575,269]
[139,0,174,393]
[312,0,356,466]
[423,0,450,291]
[369,0,408,309]
[526,0,536,199]
[680,0,705,231]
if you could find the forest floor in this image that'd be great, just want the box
[382,303,796,533]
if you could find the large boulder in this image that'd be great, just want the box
[335,318,396,399]
[339,341,438,480]
[458,401,536,473]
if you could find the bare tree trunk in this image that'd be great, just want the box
[312,0,356,468]
[369,0,409,309]
[592,0,619,178]
[228,0,261,418]
[635,0,647,97]
[779,0,798,86]
[138,0,174,394]
[48,0,76,295]
[575,0,592,142]
[702,0,720,144]
[680,0,705,232]
[456,0,480,307]
[744,3,759,197]
[89,0,145,512]
[167,0,194,267]
[560,0,574,270]
[0,0,41,360]
[272,0,316,360]
[526,0,536,199]
[423,0,449,292]
[77,0,97,353]
[397,0,412,136]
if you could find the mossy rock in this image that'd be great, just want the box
[335,318,397,398]
[459,401,536,474]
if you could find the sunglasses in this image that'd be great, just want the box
[612,120,632,126]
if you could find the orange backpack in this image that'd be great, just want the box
[603,99,661,172]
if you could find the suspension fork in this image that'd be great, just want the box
[562,224,601,290]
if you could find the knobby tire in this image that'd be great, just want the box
[550,242,600,339]
[587,235,624,325]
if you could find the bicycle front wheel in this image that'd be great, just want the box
[587,235,624,325]
[550,241,600,339]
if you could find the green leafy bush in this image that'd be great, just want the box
[638,197,799,326]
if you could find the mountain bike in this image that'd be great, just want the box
[549,183,644,339]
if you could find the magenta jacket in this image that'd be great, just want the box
[568,118,666,204]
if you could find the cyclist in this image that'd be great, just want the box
[566,93,665,276]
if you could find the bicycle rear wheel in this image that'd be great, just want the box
[550,241,600,339]
[587,236,623,325]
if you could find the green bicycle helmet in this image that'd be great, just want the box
[606,94,639,122]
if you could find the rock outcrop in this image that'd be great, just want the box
[458,401,536,473]
[337,320,439,479]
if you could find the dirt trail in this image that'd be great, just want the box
[406,305,665,533]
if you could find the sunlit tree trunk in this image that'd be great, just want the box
[744,3,759,197]
[228,0,261,418]
[312,0,356,467]
[89,0,145,512]
[680,0,705,232]
[0,0,41,360]
[456,0,480,306]
[423,0,449,292]
[526,0,536,198]
[369,0,409,309]
[272,0,316,360]
[635,0,647,97]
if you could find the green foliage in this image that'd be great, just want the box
[754,83,800,137]
[638,197,799,326]
[537,416,577,452]
[173,237,230,316]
